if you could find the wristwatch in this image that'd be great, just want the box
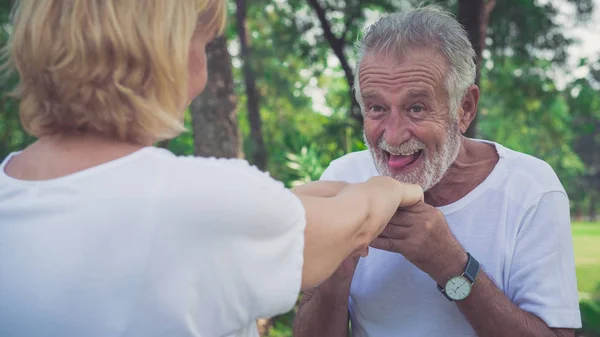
[437,252,480,301]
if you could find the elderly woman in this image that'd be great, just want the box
[0,1,422,336]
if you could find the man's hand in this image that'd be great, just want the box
[370,201,467,285]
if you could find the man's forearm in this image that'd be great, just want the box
[453,271,573,337]
[293,283,351,337]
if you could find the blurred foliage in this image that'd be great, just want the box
[0,1,35,160]
[478,55,587,200]
[580,285,600,336]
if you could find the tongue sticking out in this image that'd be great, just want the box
[388,152,420,170]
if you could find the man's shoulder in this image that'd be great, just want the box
[493,142,565,194]
[321,150,377,182]
[328,150,373,166]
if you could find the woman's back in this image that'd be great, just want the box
[0,146,306,337]
[0,1,424,335]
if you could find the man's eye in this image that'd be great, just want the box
[370,105,384,113]
[410,105,424,113]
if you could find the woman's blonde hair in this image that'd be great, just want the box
[1,0,226,144]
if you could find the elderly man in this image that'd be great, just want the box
[293,6,581,337]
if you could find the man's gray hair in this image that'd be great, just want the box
[354,5,477,116]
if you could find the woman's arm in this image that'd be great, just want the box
[294,176,423,289]
[291,180,348,197]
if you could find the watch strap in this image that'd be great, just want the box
[463,252,480,284]
[437,283,453,301]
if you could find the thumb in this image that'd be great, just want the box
[397,183,424,207]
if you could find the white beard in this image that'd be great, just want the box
[365,119,462,191]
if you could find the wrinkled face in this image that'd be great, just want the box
[359,49,462,191]
[187,27,214,102]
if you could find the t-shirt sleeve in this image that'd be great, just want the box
[506,191,581,328]
[220,171,306,319]
[160,158,306,334]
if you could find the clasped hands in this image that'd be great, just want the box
[370,201,468,285]
[292,179,468,284]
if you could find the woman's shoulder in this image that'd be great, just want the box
[143,147,292,205]
[146,147,304,233]
[146,147,280,186]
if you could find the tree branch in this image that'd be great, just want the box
[306,0,363,124]
[307,0,343,49]
[483,0,497,26]
[481,0,497,68]
[485,0,497,16]
[236,0,267,170]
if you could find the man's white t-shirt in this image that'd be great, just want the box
[320,141,581,336]
[0,147,306,337]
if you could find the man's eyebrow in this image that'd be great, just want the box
[361,91,381,99]
[407,90,432,98]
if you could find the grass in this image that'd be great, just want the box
[572,222,600,336]
[573,221,600,296]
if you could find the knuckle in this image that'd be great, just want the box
[423,219,434,231]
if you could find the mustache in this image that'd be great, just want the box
[377,138,426,155]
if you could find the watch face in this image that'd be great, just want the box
[444,275,471,300]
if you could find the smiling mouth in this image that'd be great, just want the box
[385,150,423,171]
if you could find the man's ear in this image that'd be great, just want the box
[458,85,480,134]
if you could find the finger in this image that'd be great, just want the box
[357,246,369,257]
[397,182,424,207]
[388,210,423,227]
[369,237,398,252]
[378,224,393,238]
[378,224,409,239]
[398,200,432,214]
[389,211,410,226]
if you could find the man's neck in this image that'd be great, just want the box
[424,138,499,207]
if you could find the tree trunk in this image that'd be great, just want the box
[458,0,496,138]
[574,202,582,221]
[590,194,597,222]
[190,36,241,159]
[236,0,267,171]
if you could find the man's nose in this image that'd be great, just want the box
[383,111,411,147]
